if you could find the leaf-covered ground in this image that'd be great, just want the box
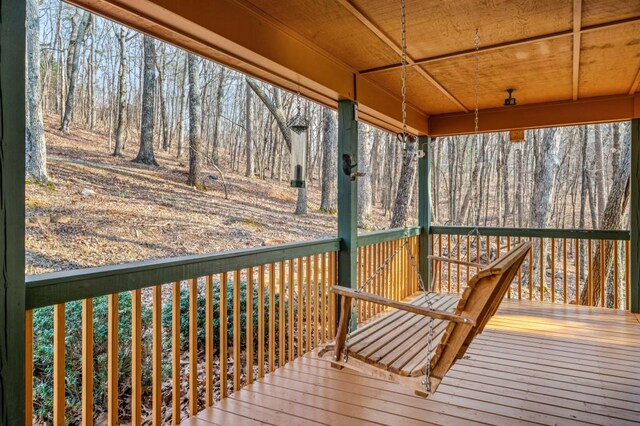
[26,117,394,275]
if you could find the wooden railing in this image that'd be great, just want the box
[356,227,420,323]
[430,226,631,310]
[24,238,339,425]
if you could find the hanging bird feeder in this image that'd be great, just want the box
[288,106,308,188]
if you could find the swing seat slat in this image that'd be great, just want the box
[319,241,531,398]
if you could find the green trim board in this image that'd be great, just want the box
[0,0,27,423]
[337,100,358,330]
[430,226,629,241]
[26,238,339,309]
[357,227,420,247]
[418,136,432,291]
[631,118,639,313]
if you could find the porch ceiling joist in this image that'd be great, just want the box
[360,15,640,75]
[572,0,582,101]
[334,0,468,112]
[67,0,430,135]
[429,94,640,137]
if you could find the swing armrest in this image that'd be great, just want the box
[330,286,475,325]
[428,255,484,269]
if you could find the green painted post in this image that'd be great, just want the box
[337,100,358,330]
[631,118,639,313]
[0,0,27,424]
[418,136,432,290]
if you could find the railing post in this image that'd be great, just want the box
[631,118,640,313]
[0,0,27,424]
[337,100,358,330]
[418,136,432,291]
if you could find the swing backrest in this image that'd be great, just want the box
[429,241,531,380]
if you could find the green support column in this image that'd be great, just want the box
[631,118,639,313]
[0,0,27,424]
[418,136,432,291]
[337,100,358,330]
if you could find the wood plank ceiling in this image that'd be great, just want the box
[68,0,640,135]
[243,0,640,116]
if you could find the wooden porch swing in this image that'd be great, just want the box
[319,241,531,397]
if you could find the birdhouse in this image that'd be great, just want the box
[288,111,308,188]
[509,129,526,143]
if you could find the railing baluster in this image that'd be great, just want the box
[82,299,93,426]
[305,257,311,353]
[279,260,286,366]
[466,236,471,291]
[486,236,490,265]
[233,270,241,391]
[313,255,319,343]
[551,238,555,303]
[321,253,327,343]
[505,237,510,299]
[53,304,64,424]
[25,310,34,426]
[220,272,228,397]
[563,239,567,304]
[172,281,182,420]
[329,253,336,340]
[131,290,142,426]
[539,238,544,302]
[189,278,198,413]
[576,239,580,305]
[447,234,452,292]
[457,235,461,294]
[206,275,214,404]
[246,268,254,384]
[107,294,118,426]
[258,265,265,378]
[269,263,276,371]
[625,240,630,310]
[297,258,303,358]
[600,240,605,307]
[528,237,533,301]
[288,260,295,360]
[614,242,619,309]
[152,286,162,426]
[592,239,593,306]
[517,237,522,300]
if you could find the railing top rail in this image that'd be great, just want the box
[357,226,420,247]
[26,237,339,310]
[430,226,630,241]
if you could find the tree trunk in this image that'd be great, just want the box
[390,137,417,228]
[113,28,128,157]
[358,125,373,228]
[157,48,170,151]
[60,11,92,134]
[580,130,631,306]
[134,35,159,166]
[319,108,337,213]
[176,54,188,158]
[25,0,48,182]
[593,124,606,222]
[529,128,557,228]
[211,67,225,165]
[187,54,204,188]
[245,82,254,177]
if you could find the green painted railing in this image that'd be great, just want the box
[430,226,631,310]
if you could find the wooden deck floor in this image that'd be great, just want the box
[184,300,640,426]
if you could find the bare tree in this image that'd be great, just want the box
[245,81,254,177]
[187,54,204,188]
[319,108,337,213]
[390,137,417,228]
[113,28,129,156]
[134,35,159,166]
[60,11,92,134]
[26,0,47,182]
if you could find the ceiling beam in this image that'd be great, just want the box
[572,0,582,101]
[428,94,640,137]
[361,15,640,75]
[334,0,468,112]
[630,67,640,95]
[66,0,430,135]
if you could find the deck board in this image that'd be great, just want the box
[185,299,640,425]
